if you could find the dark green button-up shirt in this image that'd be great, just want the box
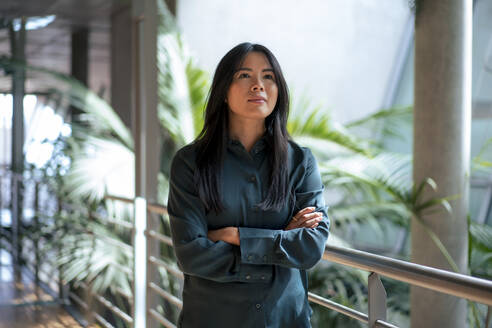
[168,136,330,328]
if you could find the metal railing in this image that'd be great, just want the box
[0,171,136,328]
[2,170,492,328]
[115,195,492,328]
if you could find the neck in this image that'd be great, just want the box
[228,115,266,152]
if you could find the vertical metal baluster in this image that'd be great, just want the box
[34,181,39,283]
[11,174,20,278]
[86,210,95,325]
[368,272,387,328]
[57,196,67,302]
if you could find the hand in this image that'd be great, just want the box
[207,227,240,246]
[284,207,323,231]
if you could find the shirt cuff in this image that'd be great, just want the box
[238,227,282,266]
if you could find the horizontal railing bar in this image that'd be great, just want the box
[77,281,133,325]
[308,292,368,323]
[93,293,133,324]
[69,291,88,311]
[105,194,134,205]
[149,282,183,309]
[144,234,492,308]
[323,245,492,306]
[148,308,176,328]
[60,202,133,235]
[104,194,168,216]
[94,311,115,328]
[23,262,57,284]
[75,281,88,290]
[105,194,168,216]
[108,260,133,276]
[115,287,133,302]
[149,255,184,281]
[38,266,60,283]
[92,231,133,254]
[148,202,167,215]
[375,319,400,328]
[147,230,173,247]
[91,211,134,230]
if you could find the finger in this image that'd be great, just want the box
[293,207,316,221]
[287,215,305,229]
[302,216,323,226]
[297,212,322,223]
[295,207,316,216]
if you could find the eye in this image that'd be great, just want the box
[238,72,250,78]
[264,73,275,80]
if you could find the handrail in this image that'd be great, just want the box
[103,194,492,307]
[308,292,368,323]
[323,245,492,306]
[3,176,491,328]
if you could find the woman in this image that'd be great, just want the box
[168,42,330,328]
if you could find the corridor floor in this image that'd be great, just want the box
[0,249,83,328]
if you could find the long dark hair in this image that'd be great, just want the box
[194,42,290,214]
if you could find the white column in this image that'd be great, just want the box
[132,0,160,327]
[411,1,472,327]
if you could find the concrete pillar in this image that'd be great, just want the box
[411,1,472,328]
[70,27,89,121]
[9,20,25,176]
[9,18,26,273]
[111,6,133,128]
[132,0,160,326]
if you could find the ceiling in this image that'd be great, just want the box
[0,0,129,100]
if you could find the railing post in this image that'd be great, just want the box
[11,174,20,278]
[56,196,68,303]
[368,272,387,328]
[85,211,96,326]
[34,181,40,283]
[134,197,148,328]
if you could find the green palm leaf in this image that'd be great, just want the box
[156,0,209,149]
[472,136,492,173]
[57,217,133,295]
[288,96,372,157]
[345,106,413,142]
[63,135,134,202]
[320,152,412,204]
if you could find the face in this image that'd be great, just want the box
[226,52,278,122]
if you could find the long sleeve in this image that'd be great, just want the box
[238,148,330,270]
[168,147,272,283]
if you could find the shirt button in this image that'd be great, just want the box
[247,255,253,261]
[246,274,251,280]
[249,176,256,183]
[256,303,261,309]
[261,275,266,280]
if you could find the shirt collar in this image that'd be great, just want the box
[227,133,268,153]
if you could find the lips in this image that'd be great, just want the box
[248,96,266,103]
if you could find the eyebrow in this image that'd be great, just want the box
[235,67,274,73]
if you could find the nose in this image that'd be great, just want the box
[251,78,264,92]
